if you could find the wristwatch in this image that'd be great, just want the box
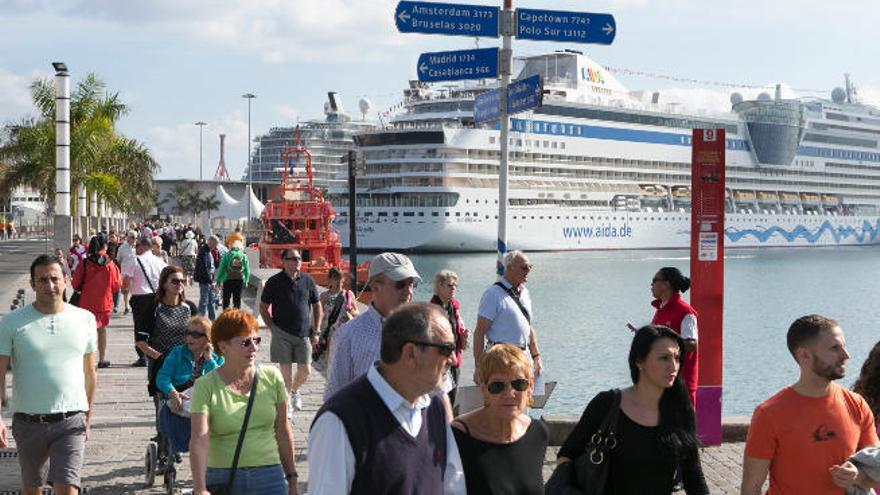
[285,471,298,480]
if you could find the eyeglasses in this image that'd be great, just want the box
[407,340,455,357]
[487,378,530,394]
[186,331,207,339]
[169,278,186,285]
[519,263,533,272]
[392,278,418,290]
[283,256,302,261]
[237,336,262,347]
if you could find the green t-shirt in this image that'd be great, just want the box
[190,365,287,468]
[0,303,97,414]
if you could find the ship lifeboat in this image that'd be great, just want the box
[779,192,800,203]
[639,184,668,197]
[671,186,691,199]
[800,192,820,203]
[821,194,840,205]
[733,190,757,201]
[757,191,778,202]
[257,130,369,292]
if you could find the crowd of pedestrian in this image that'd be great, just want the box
[5,227,880,495]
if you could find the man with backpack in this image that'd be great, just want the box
[214,240,249,310]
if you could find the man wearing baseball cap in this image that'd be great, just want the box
[324,252,420,400]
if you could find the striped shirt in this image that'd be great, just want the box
[324,305,384,400]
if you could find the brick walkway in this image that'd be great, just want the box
[0,290,746,494]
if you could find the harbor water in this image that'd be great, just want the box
[400,246,880,417]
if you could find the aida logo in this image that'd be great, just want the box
[582,67,605,84]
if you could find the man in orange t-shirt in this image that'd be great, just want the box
[741,314,879,495]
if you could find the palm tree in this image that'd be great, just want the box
[0,73,158,218]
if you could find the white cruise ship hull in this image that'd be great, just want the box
[335,212,880,251]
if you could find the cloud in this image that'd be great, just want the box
[858,85,880,108]
[0,69,40,125]
[145,116,253,180]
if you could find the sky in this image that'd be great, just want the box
[1,0,879,181]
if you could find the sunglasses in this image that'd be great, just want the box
[392,278,418,290]
[407,340,455,357]
[169,278,186,285]
[283,256,302,261]
[487,378,530,394]
[186,331,207,339]
[238,336,262,347]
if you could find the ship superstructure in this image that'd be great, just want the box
[331,51,880,251]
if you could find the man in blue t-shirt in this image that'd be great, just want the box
[0,255,98,494]
[259,248,322,416]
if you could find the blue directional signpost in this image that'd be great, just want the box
[474,88,501,124]
[516,8,616,45]
[394,0,616,277]
[395,1,500,38]
[417,47,499,83]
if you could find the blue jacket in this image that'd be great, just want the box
[193,243,214,284]
[155,344,223,396]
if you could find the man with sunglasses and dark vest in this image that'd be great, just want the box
[308,303,465,494]
[473,250,542,383]
[324,252,421,400]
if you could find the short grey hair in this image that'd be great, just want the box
[433,269,458,294]
[150,236,163,247]
[380,303,446,364]
[503,250,526,268]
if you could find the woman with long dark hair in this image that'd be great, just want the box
[650,267,698,406]
[555,325,707,494]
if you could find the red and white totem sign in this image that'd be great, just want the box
[690,128,726,446]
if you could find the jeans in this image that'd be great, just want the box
[199,283,217,319]
[223,279,243,309]
[112,290,120,310]
[206,464,286,494]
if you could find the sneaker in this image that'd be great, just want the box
[132,358,147,367]
[97,361,111,368]
[124,308,130,315]
[112,307,119,313]
[291,390,303,412]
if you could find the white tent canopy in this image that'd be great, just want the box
[212,185,264,221]
[215,184,239,206]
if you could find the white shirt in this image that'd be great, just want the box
[116,242,136,268]
[121,251,166,295]
[477,277,533,347]
[179,238,197,256]
[680,313,698,341]
[308,364,466,495]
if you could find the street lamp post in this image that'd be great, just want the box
[52,61,72,248]
[241,93,256,222]
[195,121,207,181]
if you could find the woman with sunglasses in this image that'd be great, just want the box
[190,310,299,495]
[650,267,698,406]
[554,325,707,495]
[451,344,548,495]
[431,269,469,407]
[156,316,224,414]
[137,266,198,399]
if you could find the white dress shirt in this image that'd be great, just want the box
[308,364,466,495]
[121,251,166,296]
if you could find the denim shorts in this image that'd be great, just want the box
[206,463,286,494]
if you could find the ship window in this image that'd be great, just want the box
[445,212,450,216]
[364,212,373,217]
[465,212,469,217]
[432,212,439,217]
[531,216,535,220]
[455,212,461,217]
[393,212,399,217]
[418,212,424,216]
[378,212,388,217]
[403,212,414,217]
[490,136,496,144]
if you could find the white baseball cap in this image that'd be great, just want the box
[368,252,421,283]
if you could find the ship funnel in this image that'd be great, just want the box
[651,92,660,104]
[775,84,782,100]
[327,92,340,112]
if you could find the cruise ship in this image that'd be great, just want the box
[331,50,880,251]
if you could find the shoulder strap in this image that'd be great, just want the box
[600,388,622,434]
[226,366,260,489]
[452,419,471,436]
[76,259,89,292]
[136,257,156,293]
[493,281,531,323]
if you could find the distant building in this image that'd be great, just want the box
[243,93,378,190]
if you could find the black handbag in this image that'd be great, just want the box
[206,366,260,495]
[69,259,87,307]
[573,388,621,493]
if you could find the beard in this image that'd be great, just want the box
[812,356,845,381]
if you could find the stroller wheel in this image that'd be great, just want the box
[145,441,158,486]
[164,464,177,494]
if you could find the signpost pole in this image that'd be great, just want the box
[348,150,358,292]
[496,0,513,275]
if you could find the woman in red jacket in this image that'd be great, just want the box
[650,266,698,407]
[73,234,123,368]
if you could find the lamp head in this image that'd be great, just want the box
[51,62,68,73]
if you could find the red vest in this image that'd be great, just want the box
[651,293,698,392]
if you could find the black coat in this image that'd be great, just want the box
[193,244,214,284]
